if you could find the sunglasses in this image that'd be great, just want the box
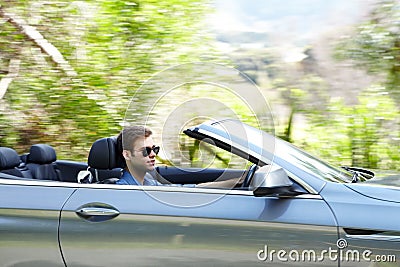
[139,145,160,157]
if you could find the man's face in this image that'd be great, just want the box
[126,136,157,172]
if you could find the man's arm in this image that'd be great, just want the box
[152,169,245,188]
[196,176,244,189]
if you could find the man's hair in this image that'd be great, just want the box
[117,126,153,154]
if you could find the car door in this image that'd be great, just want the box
[322,182,400,266]
[59,184,339,267]
[0,179,76,267]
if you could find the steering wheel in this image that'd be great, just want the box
[242,164,258,188]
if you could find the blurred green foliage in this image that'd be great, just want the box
[273,74,329,143]
[335,0,400,101]
[308,0,400,170]
[303,85,400,170]
[265,0,400,171]
[0,0,216,160]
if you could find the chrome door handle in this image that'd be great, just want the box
[76,202,120,222]
[77,207,120,216]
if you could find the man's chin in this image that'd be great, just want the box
[147,165,155,171]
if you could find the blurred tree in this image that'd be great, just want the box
[272,61,329,142]
[335,0,400,102]
[330,0,400,170]
[0,0,215,160]
[303,85,400,170]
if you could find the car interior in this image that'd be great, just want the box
[0,137,246,186]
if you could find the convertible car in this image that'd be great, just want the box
[0,119,399,267]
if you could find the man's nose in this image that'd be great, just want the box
[149,150,156,157]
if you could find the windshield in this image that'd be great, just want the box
[274,139,353,183]
[205,119,354,183]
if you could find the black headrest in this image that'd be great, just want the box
[0,147,21,169]
[88,137,123,169]
[28,144,57,164]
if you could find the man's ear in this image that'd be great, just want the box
[122,150,133,160]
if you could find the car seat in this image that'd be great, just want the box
[82,137,123,184]
[0,147,32,178]
[26,144,61,180]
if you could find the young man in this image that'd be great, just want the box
[116,125,244,188]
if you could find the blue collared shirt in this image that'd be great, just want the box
[116,170,195,187]
[116,170,161,186]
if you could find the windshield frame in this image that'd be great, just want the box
[273,138,353,183]
[187,119,354,184]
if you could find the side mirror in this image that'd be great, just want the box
[252,165,301,197]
